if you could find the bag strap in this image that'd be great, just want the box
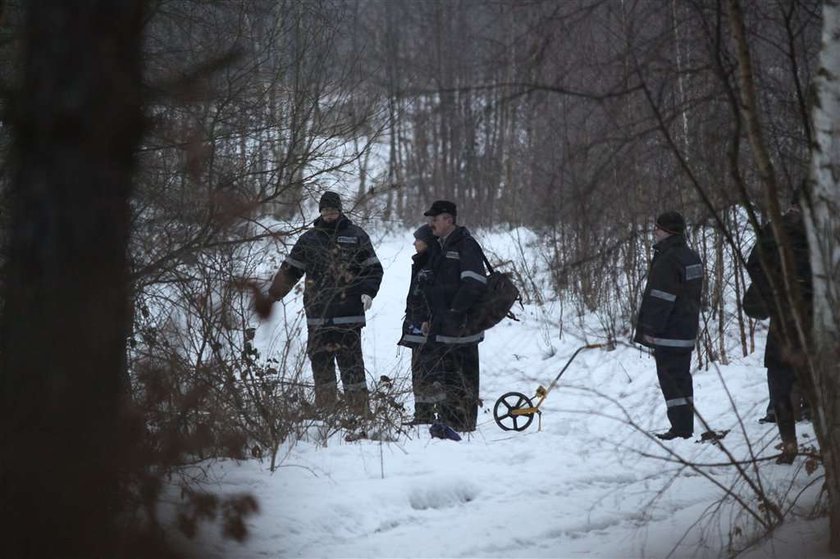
[475,242,495,274]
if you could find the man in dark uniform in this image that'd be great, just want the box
[744,196,812,463]
[634,211,704,440]
[398,224,444,425]
[265,191,383,416]
[420,200,487,432]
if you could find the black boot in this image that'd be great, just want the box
[655,429,692,440]
[314,383,338,417]
[345,388,371,418]
[776,440,798,464]
[758,413,776,424]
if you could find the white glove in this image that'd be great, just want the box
[361,294,373,311]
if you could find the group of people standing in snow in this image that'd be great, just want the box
[256,192,486,433]
[255,189,812,460]
[635,194,812,465]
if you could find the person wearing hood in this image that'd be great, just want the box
[634,211,704,441]
[420,200,487,432]
[399,224,444,425]
[265,191,383,417]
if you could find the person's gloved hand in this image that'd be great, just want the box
[416,268,434,285]
[361,294,373,311]
[238,280,274,319]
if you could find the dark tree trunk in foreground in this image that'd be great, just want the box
[0,1,144,556]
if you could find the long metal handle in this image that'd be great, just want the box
[543,343,604,395]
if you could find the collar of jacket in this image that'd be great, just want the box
[438,226,470,250]
[412,250,432,265]
[313,214,349,232]
[653,233,685,253]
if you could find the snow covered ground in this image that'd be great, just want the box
[167,228,831,558]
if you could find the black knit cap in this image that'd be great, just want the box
[413,224,435,245]
[423,200,457,217]
[319,191,342,212]
[656,211,686,235]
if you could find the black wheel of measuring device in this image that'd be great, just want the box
[493,391,535,431]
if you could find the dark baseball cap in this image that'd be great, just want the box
[423,200,457,217]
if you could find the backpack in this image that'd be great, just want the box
[463,249,521,335]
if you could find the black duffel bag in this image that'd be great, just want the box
[463,250,521,335]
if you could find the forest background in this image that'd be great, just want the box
[2,0,840,557]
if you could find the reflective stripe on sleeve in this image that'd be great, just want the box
[285,257,306,271]
[461,271,487,283]
[650,289,677,302]
[362,256,380,267]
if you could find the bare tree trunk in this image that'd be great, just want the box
[732,206,750,357]
[715,228,728,364]
[672,0,691,165]
[806,1,840,551]
[0,1,144,555]
[727,0,783,208]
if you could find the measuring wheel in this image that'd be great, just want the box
[493,391,537,431]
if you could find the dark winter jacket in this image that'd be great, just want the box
[398,243,440,347]
[269,215,383,328]
[745,210,812,369]
[634,234,704,352]
[422,226,487,345]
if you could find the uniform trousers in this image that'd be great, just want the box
[426,342,480,431]
[307,327,369,414]
[654,349,694,435]
[768,365,797,444]
[411,345,445,422]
